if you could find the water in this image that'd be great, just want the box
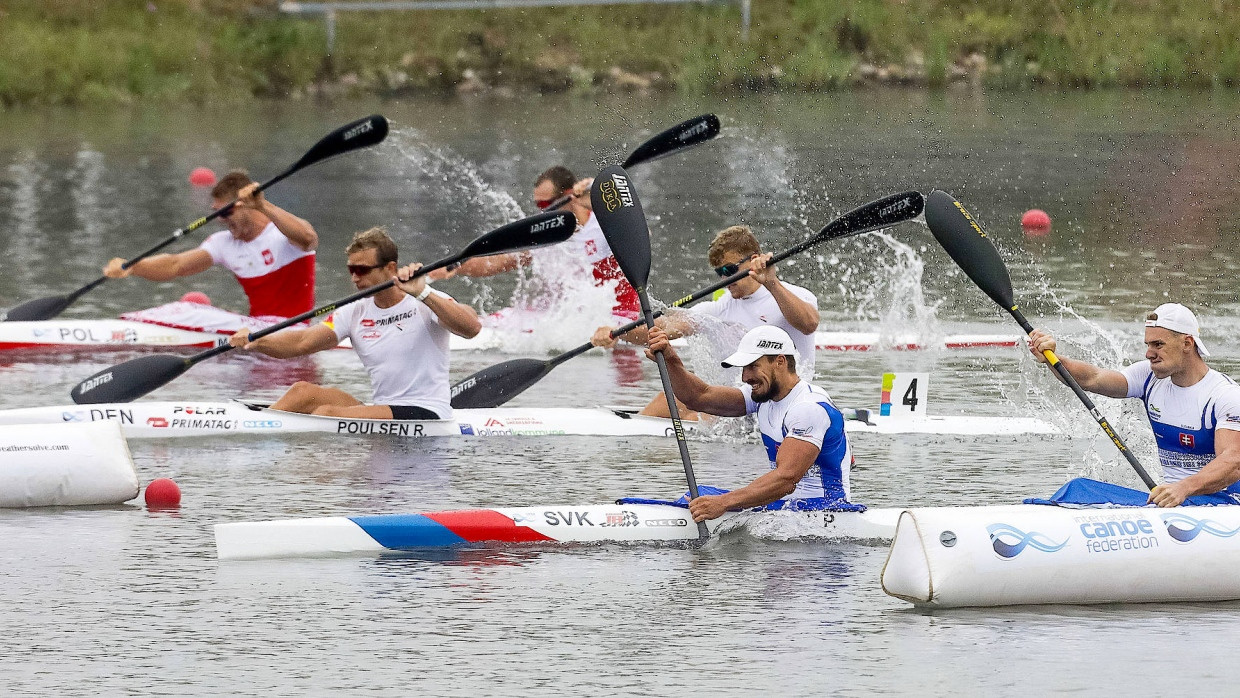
[1,91,1239,694]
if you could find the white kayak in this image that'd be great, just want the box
[881,503,1240,608]
[215,503,901,560]
[0,316,1018,353]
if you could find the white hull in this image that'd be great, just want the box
[0,317,1017,353]
[882,504,1240,607]
[215,504,901,560]
[0,401,1058,439]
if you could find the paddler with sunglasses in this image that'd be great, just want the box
[103,171,319,319]
[429,165,640,321]
[592,224,819,418]
[227,227,481,420]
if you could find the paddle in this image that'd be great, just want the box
[450,190,926,409]
[541,114,722,211]
[69,210,577,405]
[2,114,391,323]
[923,189,1157,489]
[591,165,708,540]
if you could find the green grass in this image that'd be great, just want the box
[1,0,1237,106]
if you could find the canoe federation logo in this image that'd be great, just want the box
[598,173,634,212]
[986,523,1068,559]
[1161,513,1240,543]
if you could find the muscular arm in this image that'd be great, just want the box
[1027,330,1129,398]
[451,252,531,277]
[120,249,214,281]
[765,280,819,335]
[234,323,340,359]
[425,293,482,339]
[1150,429,1240,506]
[714,438,820,510]
[646,329,746,416]
[260,201,318,252]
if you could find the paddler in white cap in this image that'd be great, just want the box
[644,324,856,522]
[1029,303,1240,507]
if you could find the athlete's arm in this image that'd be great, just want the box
[103,249,214,281]
[238,183,317,251]
[645,327,746,416]
[446,252,531,278]
[594,312,694,348]
[749,254,819,334]
[229,323,339,358]
[424,293,481,339]
[1150,429,1240,507]
[1027,329,1128,398]
[688,438,821,521]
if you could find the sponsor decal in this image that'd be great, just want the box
[343,119,375,141]
[529,215,568,234]
[262,249,274,265]
[598,173,635,212]
[242,420,282,429]
[1227,414,1240,424]
[645,518,689,528]
[543,511,594,526]
[168,418,237,430]
[677,120,710,141]
[451,378,476,397]
[878,195,916,218]
[485,418,504,427]
[1161,513,1240,543]
[598,179,621,212]
[791,426,812,437]
[172,406,227,416]
[459,423,475,435]
[986,523,1068,559]
[369,310,415,327]
[78,372,113,394]
[600,511,640,528]
[61,411,86,423]
[110,329,138,342]
[147,417,169,428]
[1180,433,1195,448]
[951,200,986,238]
[360,331,381,341]
[509,512,540,525]
[755,339,785,349]
[361,319,375,328]
[1070,512,1159,553]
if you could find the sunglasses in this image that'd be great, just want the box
[714,262,743,278]
[347,263,384,276]
[218,206,236,220]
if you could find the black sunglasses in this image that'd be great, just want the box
[714,262,743,278]
[347,263,385,276]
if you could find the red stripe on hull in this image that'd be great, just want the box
[423,509,555,543]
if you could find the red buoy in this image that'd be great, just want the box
[1021,209,1051,234]
[180,291,212,305]
[189,167,217,187]
[144,478,181,508]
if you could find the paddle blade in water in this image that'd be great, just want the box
[591,165,652,291]
[924,189,1016,310]
[622,114,721,168]
[70,354,191,404]
[457,210,576,260]
[2,295,75,322]
[819,191,925,242]
[290,115,390,172]
[449,358,553,409]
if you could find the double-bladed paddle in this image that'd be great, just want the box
[923,189,1157,489]
[450,190,926,409]
[591,165,706,540]
[69,210,577,405]
[3,114,391,323]
[541,114,721,211]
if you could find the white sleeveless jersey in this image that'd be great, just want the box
[741,380,852,500]
[691,282,818,376]
[199,222,316,318]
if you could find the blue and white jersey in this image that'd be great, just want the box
[1122,360,1240,494]
[741,380,852,501]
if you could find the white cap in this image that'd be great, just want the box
[721,326,799,368]
[1146,303,1210,357]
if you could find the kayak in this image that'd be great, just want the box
[0,317,1018,353]
[215,503,901,560]
[881,503,1240,607]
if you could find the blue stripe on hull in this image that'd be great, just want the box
[350,514,468,548]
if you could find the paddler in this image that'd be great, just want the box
[430,165,640,321]
[593,224,819,417]
[1029,303,1240,506]
[228,227,481,420]
[645,325,854,522]
[104,170,319,318]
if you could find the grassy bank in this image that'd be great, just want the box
[3,0,1238,106]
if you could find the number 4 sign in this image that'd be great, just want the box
[879,372,929,418]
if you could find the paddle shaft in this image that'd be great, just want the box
[638,289,709,541]
[1008,306,1158,489]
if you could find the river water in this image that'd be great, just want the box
[1,91,1238,695]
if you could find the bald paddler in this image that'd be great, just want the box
[646,325,854,522]
[229,227,481,420]
[1029,303,1240,507]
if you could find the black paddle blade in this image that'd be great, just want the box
[819,191,925,241]
[924,190,1016,310]
[289,114,389,172]
[70,354,191,404]
[449,358,552,409]
[622,114,721,168]
[2,294,74,322]
[591,165,651,291]
[458,210,575,259]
